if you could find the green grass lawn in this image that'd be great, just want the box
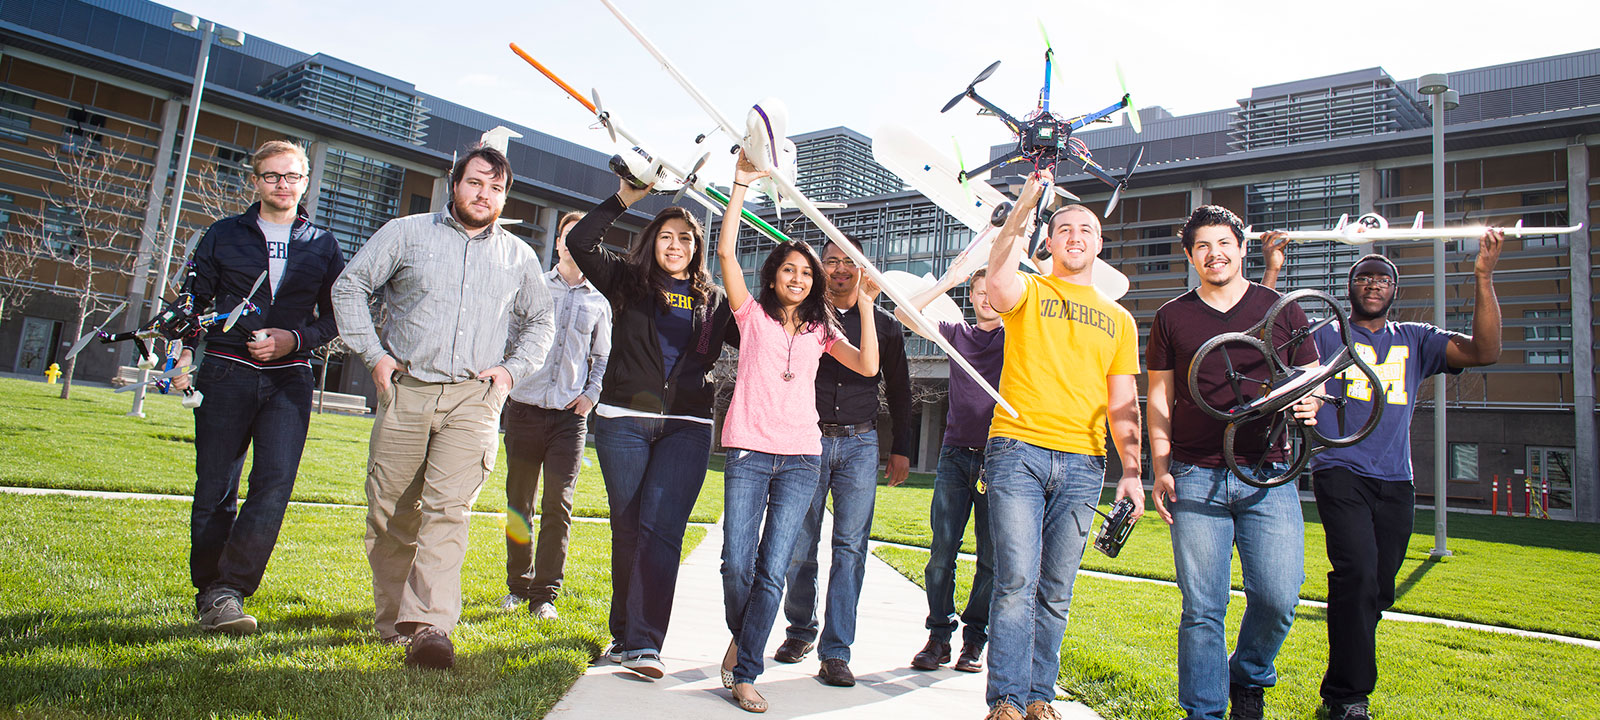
[0,491,704,719]
[0,377,724,523]
[870,472,1600,640]
[875,545,1600,720]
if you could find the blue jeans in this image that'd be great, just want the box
[190,361,313,608]
[925,445,994,648]
[782,429,879,662]
[720,449,821,683]
[593,413,713,656]
[1169,461,1305,720]
[983,437,1104,713]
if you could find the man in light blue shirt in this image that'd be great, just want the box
[501,211,612,620]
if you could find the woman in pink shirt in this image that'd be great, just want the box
[715,153,879,713]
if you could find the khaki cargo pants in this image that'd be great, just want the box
[366,374,508,639]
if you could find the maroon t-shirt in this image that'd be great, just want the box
[1148,283,1318,468]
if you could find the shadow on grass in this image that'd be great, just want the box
[1393,556,1438,603]
[0,608,604,720]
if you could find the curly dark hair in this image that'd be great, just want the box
[616,205,715,313]
[1180,205,1246,253]
[756,240,840,338]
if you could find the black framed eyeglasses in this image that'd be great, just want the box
[257,172,306,185]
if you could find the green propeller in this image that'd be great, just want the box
[1116,62,1142,134]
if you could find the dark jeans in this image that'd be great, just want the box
[1313,466,1415,707]
[502,400,586,603]
[720,449,821,683]
[924,445,994,648]
[592,413,712,656]
[783,429,880,663]
[190,360,313,609]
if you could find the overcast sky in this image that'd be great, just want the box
[185,0,1594,184]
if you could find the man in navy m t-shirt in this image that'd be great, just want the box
[1263,232,1505,720]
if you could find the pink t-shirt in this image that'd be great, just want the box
[721,298,837,456]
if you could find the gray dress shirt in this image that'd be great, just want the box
[509,269,612,410]
[331,211,553,385]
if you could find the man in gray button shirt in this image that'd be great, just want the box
[499,210,611,620]
[331,145,553,669]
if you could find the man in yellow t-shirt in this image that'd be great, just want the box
[977,169,1146,720]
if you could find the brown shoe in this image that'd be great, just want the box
[1025,700,1062,720]
[774,638,813,664]
[953,642,984,672]
[985,703,1025,720]
[818,658,855,687]
[405,626,455,669]
[911,637,952,670]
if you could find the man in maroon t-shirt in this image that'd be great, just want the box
[1145,206,1322,720]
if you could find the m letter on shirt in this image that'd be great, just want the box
[1341,344,1410,405]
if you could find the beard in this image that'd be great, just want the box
[452,200,502,230]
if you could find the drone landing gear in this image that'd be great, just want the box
[1187,290,1386,488]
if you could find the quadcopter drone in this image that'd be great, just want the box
[1185,290,1387,488]
[63,265,266,405]
[940,24,1146,217]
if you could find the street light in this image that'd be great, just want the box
[1418,73,1455,559]
[128,12,245,417]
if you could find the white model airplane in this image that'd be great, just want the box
[598,0,1019,418]
[1244,211,1584,245]
[872,123,1130,302]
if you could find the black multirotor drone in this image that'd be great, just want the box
[1185,290,1387,488]
[63,265,266,405]
[940,23,1146,218]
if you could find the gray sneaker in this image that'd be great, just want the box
[499,593,529,611]
[531,602,559,620]
[198,595,257,635]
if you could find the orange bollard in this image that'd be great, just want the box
[1492,475,1498,515]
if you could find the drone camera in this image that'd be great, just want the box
[1087,498,1137,558]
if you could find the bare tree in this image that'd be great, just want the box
[36,140,147,399]
[311,335,352,414]
[0,222,43,325]
[189,159,254,221]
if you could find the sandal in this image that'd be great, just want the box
[732,682,767,713]
[721,639,737,689]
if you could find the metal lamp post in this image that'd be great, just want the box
[1417,73,1457,559]
[128,12,245,417]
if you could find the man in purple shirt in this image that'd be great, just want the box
[896,268,1004,674]
[1263,231,1504,720]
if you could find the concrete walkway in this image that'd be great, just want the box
[549,514,1101,719]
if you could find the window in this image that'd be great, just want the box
[0,90,35,143]
[409,193,430,215]
[1527,349,1570,365]
[1139,226,1174,273]
[1524,309,1572,342]
[1448,443,1478,481]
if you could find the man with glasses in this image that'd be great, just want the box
[1262,234,1504,720]
[171,140,346,635]
[777,234,913,687]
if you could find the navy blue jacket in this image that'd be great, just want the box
[182,203,345,366]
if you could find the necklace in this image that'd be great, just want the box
[781,311,798,382]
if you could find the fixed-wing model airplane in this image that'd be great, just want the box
[939,23,1145,216]
[509,43,836,244]
[1244,211,1584,245]
[871,122,1130,317]
[596,0,1018,418]
[63,268,266,405]
[1185,290,1387,488]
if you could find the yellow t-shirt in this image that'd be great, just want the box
[990,273,1139,455]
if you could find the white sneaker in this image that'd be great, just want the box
[531,602,559,620]
[622,652,665,679]
[499,593,528,611]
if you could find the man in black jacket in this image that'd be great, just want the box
[777,234,913,686]
[172,140,345,634]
